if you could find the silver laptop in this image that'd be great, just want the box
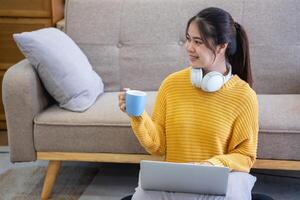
[140,160,229,196]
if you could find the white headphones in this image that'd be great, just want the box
[190,63,232,92]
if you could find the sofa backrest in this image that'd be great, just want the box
[65,0,300,94]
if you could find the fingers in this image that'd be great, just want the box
[118,92,125,101]
[118,97,126,112]
[118,88,130,113]
[188,162,213,166]
[118,88,130,100]
[200,162,213,166]
[120,103,126,112]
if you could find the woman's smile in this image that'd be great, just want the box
[188,55,199,62]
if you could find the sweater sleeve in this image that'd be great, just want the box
[206,91,259,172]
[130,82,167,156]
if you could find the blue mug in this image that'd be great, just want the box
[126,90,147,116]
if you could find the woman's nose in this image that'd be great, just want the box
[185,41,194,52]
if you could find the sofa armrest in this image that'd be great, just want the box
[2,59,52,162]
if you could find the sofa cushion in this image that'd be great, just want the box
[258,95,300,132]
[33,92,156,153]
[13,28,104,112]
[257,95,300,160]
[34,93,300,160]
[34,91,156,126]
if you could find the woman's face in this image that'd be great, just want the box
[185,21,215,69]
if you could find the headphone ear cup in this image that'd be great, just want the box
[201,72,225,92]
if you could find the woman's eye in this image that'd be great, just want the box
[195,40,203,45]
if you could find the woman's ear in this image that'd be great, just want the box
[216,43,228,55]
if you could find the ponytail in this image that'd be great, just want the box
[228,22,253,87]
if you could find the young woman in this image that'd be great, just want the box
[118,7,262,200]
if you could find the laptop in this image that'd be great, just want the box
[140,160,230,196]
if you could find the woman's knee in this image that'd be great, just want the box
[225,172,256,200]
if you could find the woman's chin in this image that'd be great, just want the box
[189,61,202,68]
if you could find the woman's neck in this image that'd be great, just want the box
[202,60,227,76]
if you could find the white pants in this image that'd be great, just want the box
[132,171,256,200]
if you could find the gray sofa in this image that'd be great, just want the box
[3,0,300,199]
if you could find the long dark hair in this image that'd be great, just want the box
[186,7,253,87]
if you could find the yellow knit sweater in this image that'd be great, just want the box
[130,67,259,172]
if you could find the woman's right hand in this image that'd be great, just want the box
[118,88,130,113]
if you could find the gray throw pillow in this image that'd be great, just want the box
[13,28,104,112]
